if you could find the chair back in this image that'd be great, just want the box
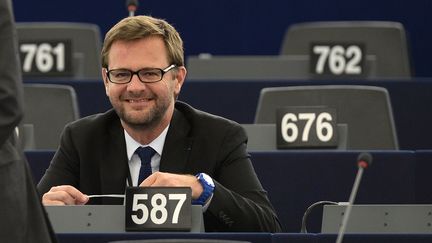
[17,22,102,80]
[280,21,412,78]
[22,84,80,150]
[254,85,399,150]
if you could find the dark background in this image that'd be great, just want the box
[13,0,432,77]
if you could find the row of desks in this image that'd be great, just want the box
[24,78,432,150]
[55,232,432,243]
[27,150,432,233]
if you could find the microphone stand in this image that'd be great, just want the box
[335,166,364,243]
[335,153,372,243]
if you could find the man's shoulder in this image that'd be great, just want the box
[172,101,248,155]
[175,101,240,128]
[174,101,244,138]
[67,109,119,131]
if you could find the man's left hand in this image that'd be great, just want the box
[140,172,203,199]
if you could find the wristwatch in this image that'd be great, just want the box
[193,173,215,205]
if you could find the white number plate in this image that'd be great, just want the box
[19,40,72,77]
[125,187,192,231]
[276,106,338,148]
[310,43,365,77]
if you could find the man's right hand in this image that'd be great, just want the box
[42,185,89,205]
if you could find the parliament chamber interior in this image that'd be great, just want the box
[12,0,432,242]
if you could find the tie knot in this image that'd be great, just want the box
[135,146,156,162]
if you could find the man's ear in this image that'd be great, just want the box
[101,68,109,95]
[174,66,187,96]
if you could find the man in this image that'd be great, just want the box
[0,0,56,241]
[38,15,282,232]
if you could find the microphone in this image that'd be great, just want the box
[335,152,372,243]
[126,0,139,17]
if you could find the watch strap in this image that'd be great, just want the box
[192,173,215,205]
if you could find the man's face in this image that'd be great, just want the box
[102,36,185,128]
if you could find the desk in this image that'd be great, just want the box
[251,151,416,232]
[26,150,420,233]
[273,234,432,243]
[54,233,432,243]
[413,150,432,203]
[56,232,271,243]
[24,79,432,150]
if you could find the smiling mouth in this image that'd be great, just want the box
[126,98,152,103]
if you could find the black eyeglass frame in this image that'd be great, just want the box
[105,64,177,84]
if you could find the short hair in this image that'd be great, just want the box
[101,15,184,68]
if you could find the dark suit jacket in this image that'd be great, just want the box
[0,0,56,242]
[38,101,282,232]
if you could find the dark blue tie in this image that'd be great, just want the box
[136,146,156,185]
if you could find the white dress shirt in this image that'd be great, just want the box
[124,125,169,186]
[123,125,213,210]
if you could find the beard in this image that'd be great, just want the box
[111,93,172,129]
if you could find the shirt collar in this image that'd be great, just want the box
[124,125,169,160]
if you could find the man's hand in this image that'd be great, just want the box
[140,172,203,199]
[42,185,89,205]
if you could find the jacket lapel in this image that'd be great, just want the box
[97,107,193,204]
[100,113,128,203]
[160,109,193,173]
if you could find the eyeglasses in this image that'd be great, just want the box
[105,64,177,84]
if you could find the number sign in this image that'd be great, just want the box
[310,43,365,77]
[19,40,72,77]
[276,106,339,149]
[125,187,192,231]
